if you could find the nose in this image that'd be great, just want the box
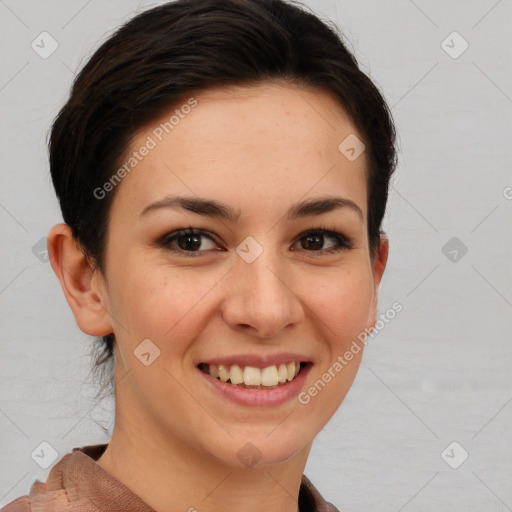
[220,249,304,339]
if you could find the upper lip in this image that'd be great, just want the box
[197,353,313,368]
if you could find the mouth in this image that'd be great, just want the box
[197,361,309,390]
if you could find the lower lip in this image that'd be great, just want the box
[197,364,312,407]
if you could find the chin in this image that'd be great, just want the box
[218,427,312,469]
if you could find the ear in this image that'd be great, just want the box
[367,235,389,329]
[47,223,113,337]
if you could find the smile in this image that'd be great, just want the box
[198,362,307,390]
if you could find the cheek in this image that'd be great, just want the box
[108,263,222,346]
[305,265,374,347]
[297,267,374,413]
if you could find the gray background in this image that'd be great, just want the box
[1,0,511,510]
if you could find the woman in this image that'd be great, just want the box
[2,0,396,510]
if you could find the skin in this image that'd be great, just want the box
[48,82,388,512]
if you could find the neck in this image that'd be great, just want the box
[97,402,311,512]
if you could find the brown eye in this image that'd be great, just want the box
[158,227,219,255]
[301,234,329,250]
[176,233,203,251]
[294,229,352,254]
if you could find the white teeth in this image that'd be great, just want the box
[277,363,288,383]
[204,361,304,388]
[244,366,261,386]
[261,365,279,386]
[229,364,244,385]
[218,364,229,383]
[286,362,295,381]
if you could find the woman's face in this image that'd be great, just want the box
[95,82,387,467]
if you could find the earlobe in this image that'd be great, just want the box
[47,223,113,337]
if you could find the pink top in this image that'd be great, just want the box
[1,444,339,512]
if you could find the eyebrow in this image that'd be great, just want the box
[139,194,364,222]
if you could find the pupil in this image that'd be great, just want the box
[304,235,322,250]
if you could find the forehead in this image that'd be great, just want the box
[112,82,368,223]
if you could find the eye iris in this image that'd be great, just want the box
[178,234,201,251]
[303,234,323,250]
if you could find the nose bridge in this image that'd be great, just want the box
[244,251,288,303]
[222,239,303,338]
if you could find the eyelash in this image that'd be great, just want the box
[156,225,352,257]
